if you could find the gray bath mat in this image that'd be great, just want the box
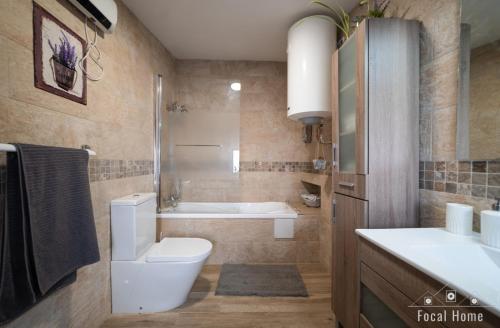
[215,264,308,297]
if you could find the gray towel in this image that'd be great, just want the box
[0,144,99,324]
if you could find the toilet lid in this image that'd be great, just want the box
[146,238,212,263]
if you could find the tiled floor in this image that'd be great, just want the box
[101,264,333,328]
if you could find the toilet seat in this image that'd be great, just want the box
[146,238,212,263]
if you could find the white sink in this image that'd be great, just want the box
[408,244,500,304]
[356,228,500,316]
[481,210,500,249]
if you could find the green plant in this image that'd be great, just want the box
[359,0,390,18]
[311,1,351,41]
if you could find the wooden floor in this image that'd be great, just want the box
[101,264,334,328]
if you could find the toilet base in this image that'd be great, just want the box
[111,258,206,313]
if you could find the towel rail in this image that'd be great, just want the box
[0,143,96,156]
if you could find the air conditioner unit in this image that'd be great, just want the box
[68,0,117,33]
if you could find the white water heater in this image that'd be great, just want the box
[287,15,336,125]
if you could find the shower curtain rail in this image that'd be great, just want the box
[0,143,97,156]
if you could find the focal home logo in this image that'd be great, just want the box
[409,284,490,324]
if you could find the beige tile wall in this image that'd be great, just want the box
[469,42,500,160]
[308,124,333,272]
[300,173,333,272]
[169,60,313,204]
[1,0,175,326]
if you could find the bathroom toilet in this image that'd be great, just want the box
[110,193,212,314]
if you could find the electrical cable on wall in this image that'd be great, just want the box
[79,17,104,81]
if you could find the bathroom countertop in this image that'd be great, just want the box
[356,228,500,316]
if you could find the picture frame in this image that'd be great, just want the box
[33,2,87,105]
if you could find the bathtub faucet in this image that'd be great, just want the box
[165,178,184,208]
[166,193,179,208]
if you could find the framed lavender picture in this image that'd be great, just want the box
[33,2,87,105]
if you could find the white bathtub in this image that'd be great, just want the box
[157,202,298,220]
[157,202,298,238]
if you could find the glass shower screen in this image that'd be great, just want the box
[168,111,240,179]
[161,107,240,207]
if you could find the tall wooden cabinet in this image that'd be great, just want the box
[331,19,420,328]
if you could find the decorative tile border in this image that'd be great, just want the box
[0,159,330,196]
[89,159,153,182]
[239,161,332,175]
[419,160,500,199]
[0,159,154,188]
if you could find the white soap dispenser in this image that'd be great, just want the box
[480,198,500,249]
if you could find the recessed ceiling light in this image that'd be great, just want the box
[230,82,241,91]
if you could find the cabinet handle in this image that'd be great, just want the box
[339,181,355,188]
[332,199,336,224]
[332,143,337,168]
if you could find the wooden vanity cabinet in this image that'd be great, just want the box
[331,18,420,328]
[359,238,500,328]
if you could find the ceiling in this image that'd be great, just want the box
[122,0,359,61]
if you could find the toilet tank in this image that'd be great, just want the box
[111,193,157,261]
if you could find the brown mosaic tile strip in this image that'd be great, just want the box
[0,159,329,194]
[91,159,330,180]
[0,159,153,188]
[419,160,500,199]
[239,161,332,175]
[89,159,153,182]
